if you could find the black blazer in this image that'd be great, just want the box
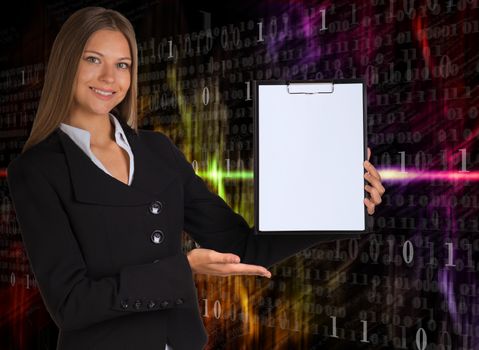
[6,118,360,350]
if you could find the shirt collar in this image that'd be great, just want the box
[109,113,130,148]
[59,112,130,151]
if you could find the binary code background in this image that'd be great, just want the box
[1,0,478,349]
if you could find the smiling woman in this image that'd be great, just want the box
[70,30,132,114]
[22,7,139,154]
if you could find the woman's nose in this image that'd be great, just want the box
[99,65,115,83]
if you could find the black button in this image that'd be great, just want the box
[134,299,142,310]
[149,201,163,214]
[160,300,169,308]
[120,299,129,309]
[175,298,184,305]
[151,230,165,244]
[153,259,160,263]
[147,300,156,309]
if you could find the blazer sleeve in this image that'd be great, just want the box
[163,135,362,270]
[6,157,198,332]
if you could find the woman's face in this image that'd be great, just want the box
[70,29,132,119]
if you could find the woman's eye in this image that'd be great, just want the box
[118,62,130,69]
[86,56,100,64]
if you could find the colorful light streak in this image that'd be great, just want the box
[194,168,479,188]
[379,168,479,182]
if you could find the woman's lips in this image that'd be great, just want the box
[90,86,116,100]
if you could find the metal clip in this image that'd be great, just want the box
[286,82,334,94]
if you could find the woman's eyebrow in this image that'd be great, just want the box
[84,50,132,61]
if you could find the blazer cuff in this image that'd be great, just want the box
[111,253,197,312]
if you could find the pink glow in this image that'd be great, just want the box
[380,167,479,181]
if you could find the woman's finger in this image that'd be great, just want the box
[364,160,382,183]
[364,197,375,215]
[364,172,385,196]
[209,250,240,264]
[365,185,382,205]
[212,263,271,277]
[228,263,270,276]
[221,253,241,264]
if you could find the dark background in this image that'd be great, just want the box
[1,0,478,349]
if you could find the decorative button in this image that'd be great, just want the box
[160,300,169,308]
[149,201,163,214]
[134,299,142,310]
[120,299,129,309]
[175,298,184,305]
[150,230,165,244]
[147,300,156,309]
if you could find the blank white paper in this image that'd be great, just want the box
[258,83,365,232]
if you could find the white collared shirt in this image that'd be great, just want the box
[59,112,135,186]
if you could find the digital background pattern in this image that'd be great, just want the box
[1,0,478,349]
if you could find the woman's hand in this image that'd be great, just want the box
[364,147,385,215]
[186,248,271,278]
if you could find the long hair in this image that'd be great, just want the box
[22,6,139,153]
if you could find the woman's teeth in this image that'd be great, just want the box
[91,87,114,96]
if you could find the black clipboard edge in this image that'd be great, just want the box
[253,79,371,236]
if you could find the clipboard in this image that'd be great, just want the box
[253,79,368,235]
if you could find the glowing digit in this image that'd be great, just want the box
[257,21,264,42]
[330,316,338,338]
[403,240,414,264]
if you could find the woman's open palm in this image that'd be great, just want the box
[187,248,272,278]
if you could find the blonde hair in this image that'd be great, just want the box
[22,6,139,153]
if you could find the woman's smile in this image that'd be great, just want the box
[90,86,116,100]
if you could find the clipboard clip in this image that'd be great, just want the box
[286,82,334,94]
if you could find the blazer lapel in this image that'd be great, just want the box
[56,119,178,206]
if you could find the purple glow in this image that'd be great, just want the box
[379,167,479,182]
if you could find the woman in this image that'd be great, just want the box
[7,6,385,350]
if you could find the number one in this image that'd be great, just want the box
[351,4,357,25]
[459,148,468,172]
[202,298,209,317]
[199,10,211,30]
[168,40,173,59]
[360,320,370,342]
[398,151,406,173]
[257,22,264,42]
[445,242,456,267]
[319,8,327,30]
[330,316,338,338]
[245,81,252,101]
